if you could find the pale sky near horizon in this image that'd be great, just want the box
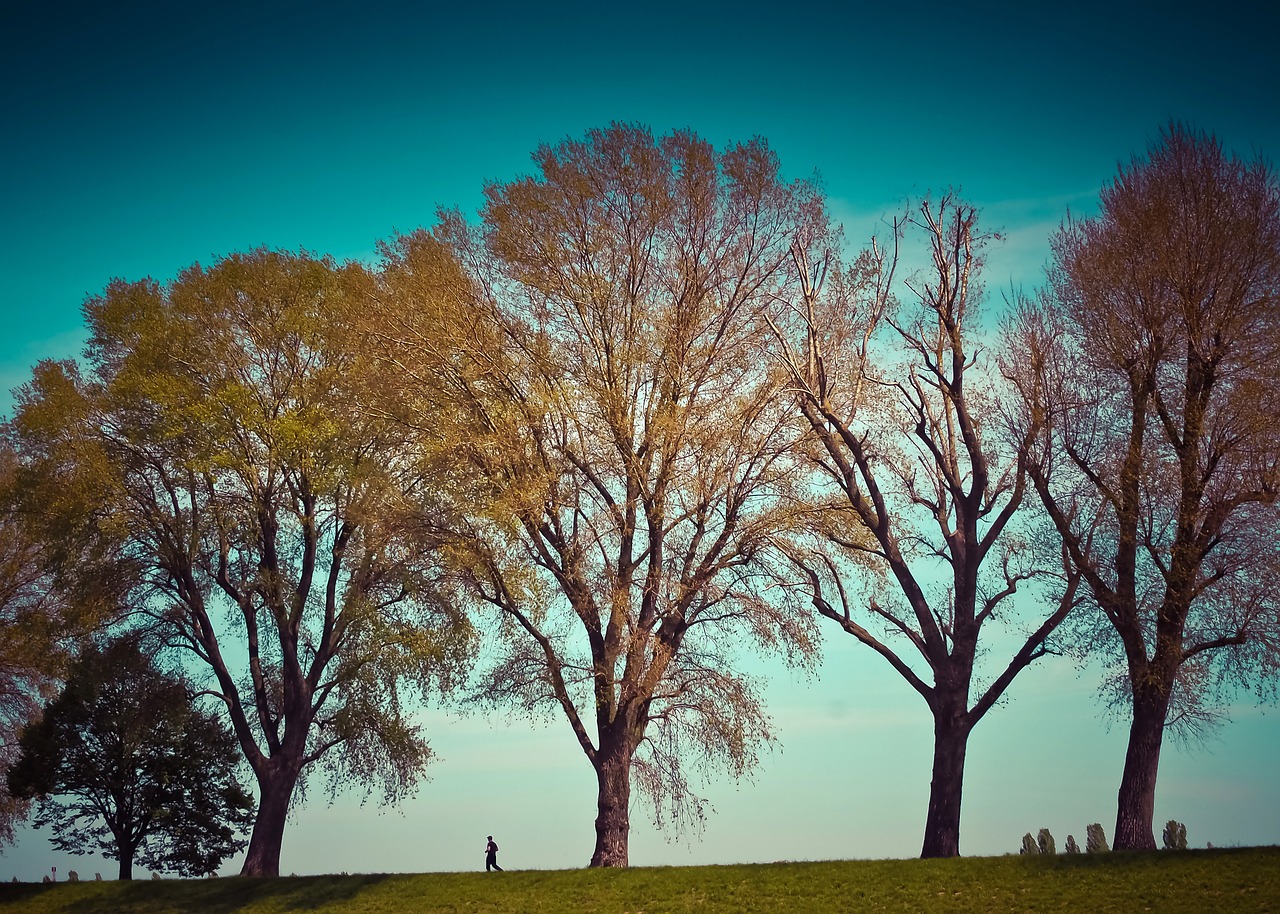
[2,0,1278,878]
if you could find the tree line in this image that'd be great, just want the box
[0,122,1276,876]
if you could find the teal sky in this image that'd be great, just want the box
[2,0,1278,878]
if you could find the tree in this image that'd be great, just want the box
[1005,124,1280,849]
[771,195,1079,857]
[8,250,472,875]
[367,124,823,866]
[7,636,253,878]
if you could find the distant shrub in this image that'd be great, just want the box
[1064,835,1080,854]
[1163,820,1188,851]
[1086,823,1109,854]
[1020,833,1039,855]
[1037,828,1056,855]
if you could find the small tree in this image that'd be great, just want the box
[1037,828,1056,855]
[1163,820,1188,850]
[1086,823,1110,854]
[7,636,253,879]
[1065,834,1080,854]
[1019,832,1038,855]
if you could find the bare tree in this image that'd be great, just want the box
[1004,124,1280,849]
[772,194,1078,858]
[369,124,823,866]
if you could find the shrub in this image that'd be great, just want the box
[1163,820,1188,850]
[1037,828,1056,855]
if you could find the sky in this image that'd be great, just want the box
[2,0,1279,879]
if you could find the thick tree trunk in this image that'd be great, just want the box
[589,745,632,867]
[1113,686,1170,850]
[240,763,301,877]
[920,703,970,858]
[118,850,133,881]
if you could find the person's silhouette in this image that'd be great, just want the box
[485,835,503,871]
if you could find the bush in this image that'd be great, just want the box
[1037,828,1056,855]
[1163,820,1188,850]
[1086,823,1109,853]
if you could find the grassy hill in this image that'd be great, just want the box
[0,847,1275,914]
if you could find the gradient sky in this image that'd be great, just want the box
[2,0,1278,878]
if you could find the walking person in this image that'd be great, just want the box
[485,835,503,872]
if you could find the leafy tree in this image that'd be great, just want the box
[1086,822,1110,853]
[1163,819,1188,850]
[7,636,253,878]
[8,250,472,875]
[1037,828,1056,855]
[772,195,1079,857]
[1005,124,1280,849]
[368,124,823,866]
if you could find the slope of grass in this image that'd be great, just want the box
[0,847,1276,914]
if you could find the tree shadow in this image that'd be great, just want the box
[0,873,394,914]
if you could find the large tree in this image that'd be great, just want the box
[1005,124,1280,849]
[8,636,254,879]
[368,124,822,866]
[772,195,1079,858]
[8,250,472,875]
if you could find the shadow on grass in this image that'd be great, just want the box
[0,873,394,914]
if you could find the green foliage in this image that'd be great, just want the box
[1037,828,1056,855]
[6,637,252,878]
[1086,823,1110,854]
[8,249,475,874]
[1163,820,1188,850]
[1,849,1278,914]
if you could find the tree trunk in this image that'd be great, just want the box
[1113,685,1170,850]
[920,701,970,858]
[240,763,301,877]
[589,744,632,867]
[118,849,133,881]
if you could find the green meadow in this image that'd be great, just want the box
[0,847,1276,914]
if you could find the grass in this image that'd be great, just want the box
[0,847,1276,914]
